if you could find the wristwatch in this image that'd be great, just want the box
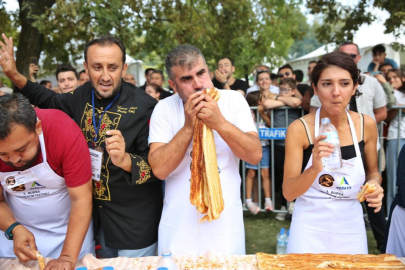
[4,222,22,240]
[219,81,228,88]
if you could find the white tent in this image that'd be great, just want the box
[287,18,405,81]
[288,43,405,81]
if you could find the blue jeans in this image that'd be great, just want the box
[246,145,270,169]
[386,139,405,209]
[97,228,157,258]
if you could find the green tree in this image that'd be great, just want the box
[131,0,305,78]
[305,0,405,45]
[4,0,306,78]
[287,14,322,60]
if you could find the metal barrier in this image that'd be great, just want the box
[242,105,405,213]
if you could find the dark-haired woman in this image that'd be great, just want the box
[283,51,384,254]
[146,84,163,101]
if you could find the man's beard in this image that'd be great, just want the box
[5,145,41,171]
[92,78,122,99]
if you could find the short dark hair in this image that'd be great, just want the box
[379,63,394,71]
[39,80,51,86]
[309,60,317,65]
[165,44,206,80]
[246,91,261,107]
[338,41,360,55]
[270,73,279,80]
[278,64,293,74]
[311,51,363,91]
[55,64,79,80]
[218,57,234,66]
[79,69,86,76]
[145,68,155,76]
[372,44,386,55]
[151,70,165,81]
[84,35,126,65]
[0,93,37,140]
[280,77,297,89]
[293,70,304,82]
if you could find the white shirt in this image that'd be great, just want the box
[149,90,257,255]
[387,90,405,140]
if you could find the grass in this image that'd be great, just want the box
[244,211,380,255]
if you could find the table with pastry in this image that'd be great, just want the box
[1,252,405,269]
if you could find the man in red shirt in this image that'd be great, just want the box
[0,93,93,270]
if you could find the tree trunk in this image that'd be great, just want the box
[16,0,55,77]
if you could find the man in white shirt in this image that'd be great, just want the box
[148,44,262,256]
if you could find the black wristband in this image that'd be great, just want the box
[275,95,279,100]
[220,81,227,88]
[4,222,22,240]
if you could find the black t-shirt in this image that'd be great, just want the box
[212,78,249,93]
[160,89,173,100]
[16,80,163,250]
[297,83,310,97]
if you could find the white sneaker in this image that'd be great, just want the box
[275,206,287,221]
[288,202,295,215]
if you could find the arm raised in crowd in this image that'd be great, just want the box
[0,34,75,116]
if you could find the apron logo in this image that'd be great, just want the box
[337,177,352,190]
[31,181,45,190]
[340,177,349,186]
[319,174,334,187]
[31,181,43,187]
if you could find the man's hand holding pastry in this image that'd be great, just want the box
[183,91,206,132]
[12,225,38,263]
[197,92,226,131]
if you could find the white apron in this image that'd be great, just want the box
[158,98,245,256]
[287,108,368,254]
[0,133,94,258]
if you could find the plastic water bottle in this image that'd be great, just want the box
[285,229,289,251]
[276,228,286,254]
[156,250,178,270]
[319,117,342,171]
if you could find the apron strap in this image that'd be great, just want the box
[315,107,321,136]
[38,132,47,162]
[359,113,364,141]
[346,111,361,159]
